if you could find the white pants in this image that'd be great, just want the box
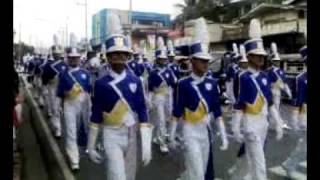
[180,123,210,180]
[241,115,269,180]
[152,95,171,139]
[103,125,137,180]
[269,94,283,129]
[63,93,91,165]
[47,83,62,135]
[226,81,235,104]
[230,155,251,180]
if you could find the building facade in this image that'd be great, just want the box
[91,8,171,48]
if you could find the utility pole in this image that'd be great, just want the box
[65,16,69,48]
[129,0,132,36]
[76,0,88,51]
[19,23,22,61]
[85,0,88,51]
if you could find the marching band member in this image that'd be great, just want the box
[169,17,228,180]
[230,19,284,180]
[266,42,292,129]
[281,46,307,178]
[87,13,153,180]
[148,36,177,153]
[57,33,92,171]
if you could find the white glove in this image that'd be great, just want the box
[147,92,154,110]
[140,123,154,166]
[284,84,292,99]
[231,110,244,143]
[87,123,103,164]
[269,105,284,141]
[217,117,229,151]
[168,120,178,149]
[275,126,283,141]
[291,108,300,130]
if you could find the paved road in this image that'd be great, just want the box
[27,81,306,180]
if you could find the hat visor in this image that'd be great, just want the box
[272,58,281,61]
[239,59,248,63]
[175,55,188,60]
[68,53,81,57]
[247,49,268,56]
[191,53,212,61]
[106,47,133,54]
[156,55,167,59]
[53,51,63,54]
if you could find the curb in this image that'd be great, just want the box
[20,75,75,180]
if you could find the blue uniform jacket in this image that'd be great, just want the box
[233,69,274,114]
[148,67,177,92]
[291,71,307,107]
[266,66,287,90]
[172,75,222,123]
[226,63,240,81]
[127,59,145,77]
[41,59,56,85]
[51,60,68,75]
[57,67,91,99]
[91,71,148,125]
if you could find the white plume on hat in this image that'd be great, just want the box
[139,40,147,55]
[53,34,59,46]
[68,33,80,57]
[239,44,248,62]
[88,43,93,51]
[249,18,262,39]
[190,17,211,60]
[270,42,280,60]
[157,36,166,50]
[107,13,123,37]
[271,42,278,54]
[69,33,78,48]
[101,44,106,53]
[232,43,239,55]
[126,35,132,48]
[167,40,174,51]
[193,17,209,47]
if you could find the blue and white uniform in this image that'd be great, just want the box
[91,70,148,180]
[282,70,307,175]
[41,59,60,135]
[232,68,275,180]
[57,67,92,167]
[148,66,176,144]
[127,59,145,77]
[266,66,291,110]
[226,62,240,103]
[172,73,222,180]
[168,62,180,79]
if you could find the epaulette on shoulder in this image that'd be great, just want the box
[238,70,250,79]
[177,75,191,84]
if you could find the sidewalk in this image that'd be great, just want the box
[17,100,49,180]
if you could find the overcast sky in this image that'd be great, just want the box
[14,0,184,48]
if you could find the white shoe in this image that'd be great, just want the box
[153,137,160,144]
[282,123,292,130]
[71,163,80,171]
[281,164,295,178]
[160,144,169,153]
[54,130,61,138]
